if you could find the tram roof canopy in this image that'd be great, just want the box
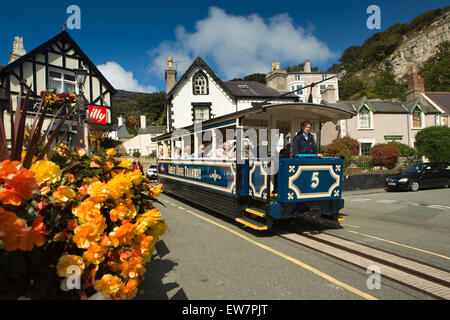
[154,102,355,142]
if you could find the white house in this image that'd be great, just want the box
[164,56,297,131]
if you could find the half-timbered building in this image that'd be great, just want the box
[0,30,115,151]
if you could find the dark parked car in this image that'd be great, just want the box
[385,163,450,192]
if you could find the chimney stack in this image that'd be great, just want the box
[165,57,177,94]
[118,114,124,127]
[266,61,287,91]
[9,36,26,64]
[406,67,425,102]
[321,85,337,104]
[140,115,147,129]
[304,59,311,73]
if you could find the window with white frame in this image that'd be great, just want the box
[48,71,76,94]
[412,107,422,128]
[193,105,210,123]
[193,72,208,95]
[294,75,301,81]
[322,74,328,81]
[359,106,371,129]
[361,143,372,156]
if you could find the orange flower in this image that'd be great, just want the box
[100,235,113,247]
[105,161,114,172]
[83,243,108,265]
[0,188,22,206]
[120,251,132,262]
[72,199,102,223]
[149,184,163,197]
[56,255,85,278]
[52,186,76,203]
[109,200,137,222]
[135,208,162,234]
[0,160,21,179]
[66,174,76,184]
[73,220,106,249]
[93,274,123,298]
[120,279,139,300]
[66,220,78,231]
[108,220,135,247]
[77,147,86,157]
[90,161,101,168]
[118,256,145,280]
[40,185,51,195]
[78,184,89,196]
[87,182,110,202]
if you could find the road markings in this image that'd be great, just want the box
[427,205,450,210]
[375,200,397,204]
[178,206,186,210]
[349,199,371,202]
[184,209,377,300]
[341,224,360,229]
[347,230,450,261]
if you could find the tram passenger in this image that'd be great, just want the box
[174,148,182,159]
[184,145,193,158]
[279,143,291,158]
[197,144,207,158]
[159,148,164,159]
[292,121,323,157]
[215,141,235,159]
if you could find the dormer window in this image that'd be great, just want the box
[358,105,372,129]
[412,106,422,128]
[193,71,208,95]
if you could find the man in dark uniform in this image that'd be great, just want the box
[292,121,323,157]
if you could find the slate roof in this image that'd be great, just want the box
[138,126,166,135]
[425,92,450,114]
[116,125,133,139]
[224,81,296,99]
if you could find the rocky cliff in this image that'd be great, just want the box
[389,10,450,79]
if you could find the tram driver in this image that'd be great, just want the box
[292,121,323,157]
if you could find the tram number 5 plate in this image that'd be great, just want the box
[311,172,319,189]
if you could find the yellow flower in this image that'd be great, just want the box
[94,274,124,298]
[118,158,133,170]
[109,199,137,222]
[30,160,61,184]
[149,184,163,197]
[56,255,85,278]
[106,148,116,158]
[108,220,135,247]
[83,176,99,185]
[83,243,108,265]
[87,181,110,202]
[73,220,106,249]
[120,279,139,300]
[52,186,76,203]
[72,199,102,223]
[126,170,143,186]
[135,208,162,235]
[21,151,37,164]
[106,173,132,200]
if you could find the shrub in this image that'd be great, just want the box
[370,143,400,169]
[132,151,142,158]
[389,142,417,157]
[321,137,360,160]
[415,126,450,162]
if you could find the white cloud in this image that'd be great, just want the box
[148,7,337,80]
[98,61,157,93]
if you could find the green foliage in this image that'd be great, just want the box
[373,71,406,100]
[132,151,142,158]
[389,142,417,157]
[230,73,267,84]
[420,41,450,91]
[112,91,166,128]
[321,136,360,159]
[283,63,319,73]
[415,126,450,162]
[100,137,121,149]
[370,143,400,169]
[338,76,369,100]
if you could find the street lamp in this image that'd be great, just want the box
[73,67,87,148]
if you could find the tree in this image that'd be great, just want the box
[321,136,360,158]
[420,41,450,92]
[415,126,450,162]
[370,143,400,169]
[373,71,406,100]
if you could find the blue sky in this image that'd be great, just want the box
[1,0,447,93]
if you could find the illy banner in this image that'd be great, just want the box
[88,106,107,124]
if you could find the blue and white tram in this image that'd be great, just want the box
[154,102,355,230]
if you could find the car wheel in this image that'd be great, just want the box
[410,181,420,192]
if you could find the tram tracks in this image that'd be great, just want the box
[274,223,450,300]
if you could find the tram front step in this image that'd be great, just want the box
[245,207,265,218]
[235,216,268,231]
